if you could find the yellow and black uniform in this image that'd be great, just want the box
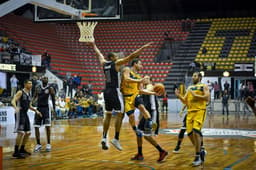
[121,70,141,115]
[186,83,207,133]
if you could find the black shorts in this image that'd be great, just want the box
[104,88,124,113]
[34,106,51,127]
[14,111,31,132]
[134,95,144,108]
[136,95,148,131]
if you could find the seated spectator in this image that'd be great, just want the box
[78,96,92,116]
[55,97,66,119]
[67,97,78,118]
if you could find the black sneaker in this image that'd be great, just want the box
[12,152,26,159]
[172,146,180,153]
[200,149,207,162]
[101,138,109,150]
[20,150,31,156]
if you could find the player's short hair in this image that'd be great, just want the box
[144,75,152,82]
[41,76,48,80]
[24,79,32,84]
[107,52,117,60]
[131,58,140,66]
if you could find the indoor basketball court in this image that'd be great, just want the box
[0,0,256,169]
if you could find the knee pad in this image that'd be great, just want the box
[178,129,186,139]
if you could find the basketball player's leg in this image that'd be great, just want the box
[144,136,168,162]
[34,109,42,152]
[45,126,51,151]
[110,89,125,150]
[40,106,52,152]
[20,131,31,156]
[186,113,195,146]
[191,110,206,166]
[131,135,144,160]
[135,96,152,134]
[13,114,31,158]
[131,117,144,160]
[111,112,124,150]
[101,111,112,150]
[173,115,187,153]
[124,96,138,131]
[13,131,26,158]
[173,128,186,153]
[19,116,32,156]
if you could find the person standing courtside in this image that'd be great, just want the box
[33,76,56,152]
[11,80,42,158]
[175,72,209,166]
[222,89,229,117]
[10,74,19,98]
[89,41,152,151]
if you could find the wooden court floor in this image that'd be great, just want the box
[1,112,256,170]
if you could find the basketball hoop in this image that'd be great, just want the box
[77,21,98,42]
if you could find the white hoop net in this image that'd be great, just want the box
[77,22,98,42]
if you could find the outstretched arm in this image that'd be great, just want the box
[115,42,153,66]
[90,42,106,66]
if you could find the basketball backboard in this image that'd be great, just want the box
[34,0,122,22]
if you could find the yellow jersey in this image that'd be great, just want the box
[186,83,207,111]
[121,70,141,96]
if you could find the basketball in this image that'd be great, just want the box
[153,83,165,95]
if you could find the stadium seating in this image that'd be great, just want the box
[195,17,256,70]
[0,14,184,93]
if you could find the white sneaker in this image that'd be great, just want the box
[101,138,109,150]
[34,144,42,152]
[46,144,51,152]
[111,139,122,151]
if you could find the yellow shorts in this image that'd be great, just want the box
[123,94,137,115]
[186,109,206,134]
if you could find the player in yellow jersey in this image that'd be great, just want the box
[175,72,209,166]
[121,58,154,136]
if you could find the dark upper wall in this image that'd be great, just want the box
[122,0,256,20]
[1,0,255,21]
